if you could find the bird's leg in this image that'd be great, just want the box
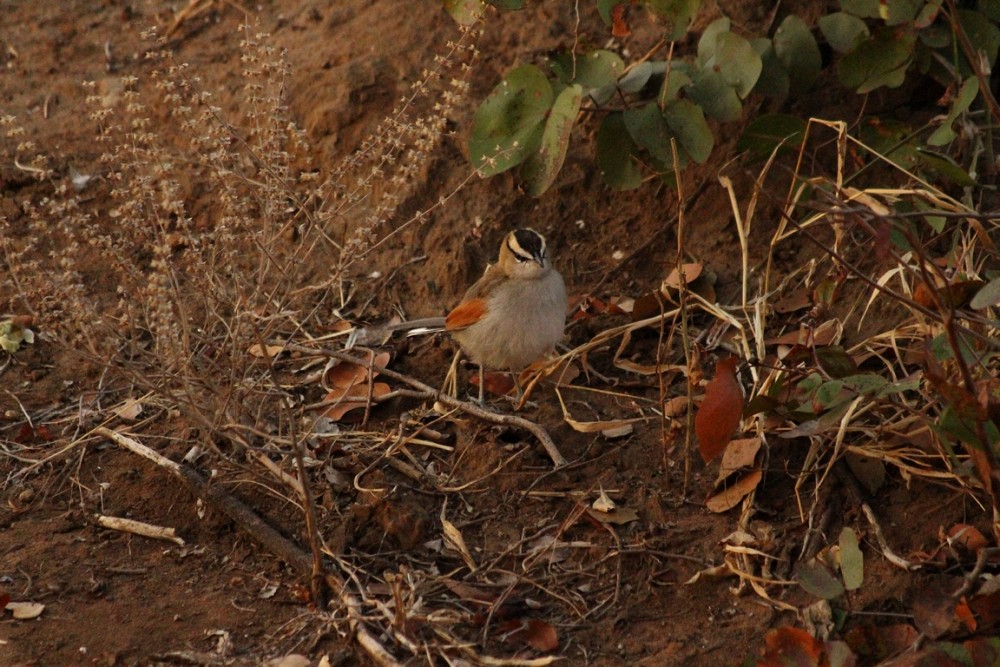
[478,364,486,405]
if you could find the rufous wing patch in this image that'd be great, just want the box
[445,298,488,331]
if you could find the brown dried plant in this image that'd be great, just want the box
[1,23,479,456]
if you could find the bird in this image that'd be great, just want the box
[445,228,567,404]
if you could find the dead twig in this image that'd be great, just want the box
[93,427,402,667]
[284,343,569,467]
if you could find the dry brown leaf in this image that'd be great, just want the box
[248,343,286,359]
[601,423,633,439]
[441,516,477,571]
[323,382,391,421]
[504,617,559,652]
[663,262,703,289]
[587,506,639,525]
[592,488,616,513]
[766,319,842,347]
[695,357,743,463]
[323,351,390,390]
[705,469,762,513]
[663,395,689,418]
[115,398,144,421]
[772,287,812,314]
[715,436,761,485]
[6,601,45,620]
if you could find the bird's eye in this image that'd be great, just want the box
[515,255,528,263]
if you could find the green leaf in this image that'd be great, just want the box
[840,373,889,396]
[550,50,625,91]
[624,103,673,164]
[840,0,880,18]
[819,12,870,53]
[521,84,582,196]
[883,0,924,25]
[738,113,807,159]
[916,151,977,186]
[664,99,713,163]
[816,346,858,379]
[597,0,620,24]
[659,66,693,103]
[647,0,701,40]
[971,276,1000,309]
[838,528,864,591]
[750,38,791,98]
[443,0,486,25]
[469,65,553,176]
[713,32,763,98]
[927,76,979,146]
[686,69,743,121]
[774,15,821,93]
[816,380,847,408]
[837,30,916,93]
[597,112,642,190]
[697,17,731,65]
[486,0,524,8]
[958,10,1000,75]
[795,559,845,599]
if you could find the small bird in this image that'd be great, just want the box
[445,228,567,404]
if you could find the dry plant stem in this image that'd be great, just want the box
[95,515,185,546]
[93,427,402,667]
[284,344,568,467]
[670,139,694,497]
[834,461,918,570]
[945,0,1000,144]
[251,325,329,607]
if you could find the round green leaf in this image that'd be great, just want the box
[647,0,701,40]
[818,12,870,54]
[836,30,915,93]
[840,0,879,19]
[927,76,979,146]
[839,528,864,591]
[737,113,807,160]
[443,0,485,25]
[774,15,821,94]
[623,102,673,164]
[597,112,642,190]
[697,17,731,65]
[663,99,713,163]
[550,50,625,91]
[795,559,845,600]
[713,32,763,98]
[971,276,1000,310]
[521,84,583,196]
[751,38,791,98]
[686,69,743,121]
[469,64,553,176]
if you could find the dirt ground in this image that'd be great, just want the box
[2,1,997,666]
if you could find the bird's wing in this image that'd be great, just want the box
[445,265,505,331]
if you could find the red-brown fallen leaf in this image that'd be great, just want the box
[323,352,390,390]
[695,356,743,463]
[844,623,919,660]
[955,597,977,632]
[502,617,559,653]
[772,288,812,314]
[968,589,1000,631]
[663,262,703,289]
[706,468,762,513]
[756,626,822,666]
[946,524,989,554]
[610,3,630,37]
[472,371,515,396]
[715,437,762,485]
[323,382,391,421]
